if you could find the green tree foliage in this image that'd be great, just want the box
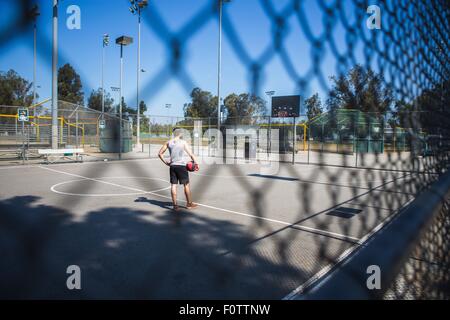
[87,88,114,112]
[138,100,150,133]
[58,63,84,104]
[305,93,323,122]
[0,69,35,114]
[139,100,148,114]
[183,87,217,118]
[113,97,136,118]
[223,93,267,125]
[327,65,393,114]
[390,79,449,135]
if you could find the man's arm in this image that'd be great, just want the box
[184,142,197,163]
[158,142,170,166]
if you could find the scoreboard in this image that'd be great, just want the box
[271,95,300,118]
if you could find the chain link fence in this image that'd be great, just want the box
[0,0,448,299]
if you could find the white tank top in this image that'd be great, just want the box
[168,139,187,166]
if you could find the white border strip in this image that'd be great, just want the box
[282,197,415,300]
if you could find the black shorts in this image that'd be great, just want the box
[170,165,189,185]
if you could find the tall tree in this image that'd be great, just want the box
[392,79,449,135]
[223,93,267,125]
[0,69,35,114]
[305,93,323,122]
[87,88,114,112]
[327,65,393,114]
[138,100,147,114]
[138,100,149,133]
[114,97,136,117]
[58,63,84,104]
[414,80,449,135]
[183,87,217,118]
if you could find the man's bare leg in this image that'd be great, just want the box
[184,183,197,209]
[171,184,178,210]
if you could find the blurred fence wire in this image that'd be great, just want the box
[0,0,449,299]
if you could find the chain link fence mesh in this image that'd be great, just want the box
[0,0,449,299]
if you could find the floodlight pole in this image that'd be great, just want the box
[119,44,124,160]
[116,36,133,160]
[130,1,148,148]
[51,0,58,149]
[102,34,109,120]
[137,10,141,146]
[33,13,37,118]
[217,0,222,133]
[217,1,230,135]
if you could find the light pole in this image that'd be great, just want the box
[129,0,149,147]
[165,103,171,121]
[265,91,275,156]
[111,86,120,115]
[116,36,134,160]
[166,103,172,137]
[102,34,109,120]
[30,4,40,118]
[51,0,58,149]
[217,0,231,133]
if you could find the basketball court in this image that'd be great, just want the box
[0,157,422,299]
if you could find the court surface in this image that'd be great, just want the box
[0,158,421,299]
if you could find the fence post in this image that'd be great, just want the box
[307,125,310,164]
[21,120,25,165]
[76,112,79,148]
[59,117,63,146]
[149,118,152,157]
[292,117,296,164]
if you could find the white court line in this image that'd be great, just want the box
[282,197,415,300]
[0,158,160,171]
[193,170,406,186]
[38,165,362,243]
[0,164,38,170]
[51,177,171,197]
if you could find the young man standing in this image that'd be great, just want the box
[158,128,198,211]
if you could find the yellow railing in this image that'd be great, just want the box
[0,114,90,146]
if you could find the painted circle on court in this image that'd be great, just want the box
[51,177,170,197]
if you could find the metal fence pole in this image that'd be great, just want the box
[76,112,79,148]
[307,127,310,164]
[292,117,296,164]
[21,120,25,165]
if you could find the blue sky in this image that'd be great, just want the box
[0,0,378,117]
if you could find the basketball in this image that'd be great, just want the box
[186,161,199,172]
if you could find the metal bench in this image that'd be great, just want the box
[38,148,84,164]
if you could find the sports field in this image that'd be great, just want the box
[0,157,423,299]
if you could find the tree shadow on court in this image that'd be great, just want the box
[0,195,345,299]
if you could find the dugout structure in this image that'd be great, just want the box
[308,109,385,154]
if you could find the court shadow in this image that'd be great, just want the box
[0,195,345,299]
